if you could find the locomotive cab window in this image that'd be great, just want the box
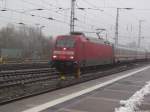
[56,38,75,48]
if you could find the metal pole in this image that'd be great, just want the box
[115,8,119,46]
[114,8,132,46]
[138,20,144,48]
[70,0,76,33]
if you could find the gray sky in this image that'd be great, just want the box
[1,0,150,47]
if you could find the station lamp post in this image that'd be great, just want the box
[115,8,133,46]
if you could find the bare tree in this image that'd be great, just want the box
[0,24,52,60]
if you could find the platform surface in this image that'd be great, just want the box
[41,66,150,112]
[1,65,150,112]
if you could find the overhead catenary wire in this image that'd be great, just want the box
[76,0,116,27]
[0,7,98,33]
[0,12,91,32]
[0,7,70,24]
[0,0,123,31]
[21,0,95,31]
[1,0,150,41]
[75,2,107,30]
[20,0,108,32]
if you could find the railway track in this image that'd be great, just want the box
[0,63,51,71]
[0,61,149,105]
[0,68,59,104]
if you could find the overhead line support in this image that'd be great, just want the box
[70,0,76,33]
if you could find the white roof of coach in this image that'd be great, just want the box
[115,45,146,52]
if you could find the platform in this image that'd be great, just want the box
[0,65,150,112]
[40,65,150,112]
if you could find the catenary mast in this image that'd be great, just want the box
[70,0,76,33]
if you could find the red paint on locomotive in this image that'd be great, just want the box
[51,33,114,72]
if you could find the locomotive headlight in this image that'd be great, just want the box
[70,56,74,59]
[53,55,57,58]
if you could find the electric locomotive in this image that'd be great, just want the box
[51,32,114,78]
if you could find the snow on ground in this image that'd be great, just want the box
[115,81,150,112]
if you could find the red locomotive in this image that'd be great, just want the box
[51,32,150,78]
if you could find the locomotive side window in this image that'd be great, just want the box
[56,38,75,48]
